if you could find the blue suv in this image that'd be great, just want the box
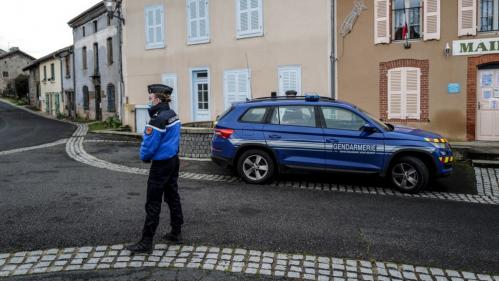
[211,95,454,193]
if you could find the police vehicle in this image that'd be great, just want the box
[211,95,453,193]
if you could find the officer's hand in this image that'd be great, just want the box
[142,160,151,163]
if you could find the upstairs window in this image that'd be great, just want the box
[187,0,210,44]
[479,0,499,31]
[82,26,86,37]
[43,66,47,81]
[65,56,71,78]
[236,0,263,38]
[83,86,89,110]
[107,38,113,65]
[145,5,165,49]
[392,0,422,40]
[82,47,87,70]
[50,63,55,80]
[93,20,98,33]
[2,71,8,78]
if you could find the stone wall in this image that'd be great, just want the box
[179,127,213,159]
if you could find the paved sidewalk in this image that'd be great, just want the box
[1,243,498,280]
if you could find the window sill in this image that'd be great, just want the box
[384,118,429,123]
[391,39,423,44]
[236,32,264,40]
[145,44,166,50]
[477,30,499,37]
[187,39,211,46]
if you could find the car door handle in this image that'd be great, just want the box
[326,138,339,143]
[268,135,281,139]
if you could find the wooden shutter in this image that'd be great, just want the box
[404,68,421,119]
[162,74,178,113]
[145,5,165,48]
[278,66,301,96]
[237,0,263,38]
[187,0,209,43]
[388,69,403,119]
[224,69,250,109]
[458,0,477,36]
[424,0,440,41]
[374,0,390,44]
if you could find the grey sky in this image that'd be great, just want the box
[0,0,102,58]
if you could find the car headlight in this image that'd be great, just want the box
[430,142,447,149]
[424,137,449,149]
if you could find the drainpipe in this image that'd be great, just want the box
[330,0,336,99]
[72,31,77,119]
[117,1,125,122]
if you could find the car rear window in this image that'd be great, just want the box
[217,106,235,121]
[240,107,268,123]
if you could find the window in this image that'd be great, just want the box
[93,20,98,33]
[145,5,165,49]
[93,43,99,74]
[83,86,89,110]
[387,67,421,119]
[187,0,210,44]
[82,26,86,37]
[392,0,421,40]
[270,106,316,127]
[236,0,263,38]
[321,107,366,131]
[107,38,113,65]
[224,69,251,109]
[197,82,209,110]
[278,66,301,96]
[65,56,71,78]
[43,66,47,81]
[107,84,116,112]
[2,71,8,78]
[50,63,55,80]
[107,14,112,26]
[240,107,268,123]
[479,0,499,31]
[82,47,87,70]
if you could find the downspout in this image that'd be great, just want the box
[72,32,77,119]
[330,0,336,99]
[59,56,64,115]
[117,2,125,122]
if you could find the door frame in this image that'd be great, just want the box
[189,67,211,121]
[476,69,499,141]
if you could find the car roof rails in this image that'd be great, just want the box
[246,95,336,103]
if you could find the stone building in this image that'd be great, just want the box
[0,47,35,96]
[68,1,123,121]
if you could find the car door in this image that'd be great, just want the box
[320,106,385,173]
[263,105,325,169]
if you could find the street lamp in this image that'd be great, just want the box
[104,0,125,25]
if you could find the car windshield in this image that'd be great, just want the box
[358,108,392,131]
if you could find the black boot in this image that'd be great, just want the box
[126,238,153,254]
[163,229,182,243]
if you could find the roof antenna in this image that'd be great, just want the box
[245,53,253,100]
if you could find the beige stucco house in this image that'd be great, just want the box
[337,0,499,141]
[121,0,334,133]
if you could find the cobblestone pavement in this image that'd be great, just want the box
[475,167,499,197]
[64,124,499,206]
[1,243,498,280]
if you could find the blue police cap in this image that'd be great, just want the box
[148,84,173,95]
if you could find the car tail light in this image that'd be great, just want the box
[214,128,234,139]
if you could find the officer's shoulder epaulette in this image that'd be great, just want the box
[159,109,179,125]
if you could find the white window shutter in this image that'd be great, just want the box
[188,0,198,39]
[156,7,165,46]
[405,68,421,119]
[387,69,403,119]
[237,0,262,38]
[424,0,440,41]
[238,0,250,33]
[145,5,165,49]
[145,9,154,45]
[458,0,477,36]
[374,0,390,44]
[278,66,301,96]
[224,69,250,109]
[162,74,178,113]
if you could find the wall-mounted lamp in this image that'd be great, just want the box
[444,42,451,56]
[104,0,125,25]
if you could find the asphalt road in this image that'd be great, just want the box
[0,101,498,279]
[0,101,75,151]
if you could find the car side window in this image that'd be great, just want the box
[240,107,268,123]
[321,107,366,131]
[270,106,316,127]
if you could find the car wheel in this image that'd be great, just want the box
[237,149,275,184]
[389,156,429,194]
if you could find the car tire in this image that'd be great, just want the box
[389,156,429,194]
[237,149,275,184]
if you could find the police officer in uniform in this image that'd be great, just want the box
[127,84,184,254]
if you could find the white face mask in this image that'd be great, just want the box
[147,101,153,108]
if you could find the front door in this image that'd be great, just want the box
[477,69,499,141]
[95,86,102,121]
[320,106,385,173]
[192,70,210,121]
[263,105,325,169]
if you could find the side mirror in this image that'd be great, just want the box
[360,123,377,133]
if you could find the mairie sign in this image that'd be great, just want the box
[453,38,499,56]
